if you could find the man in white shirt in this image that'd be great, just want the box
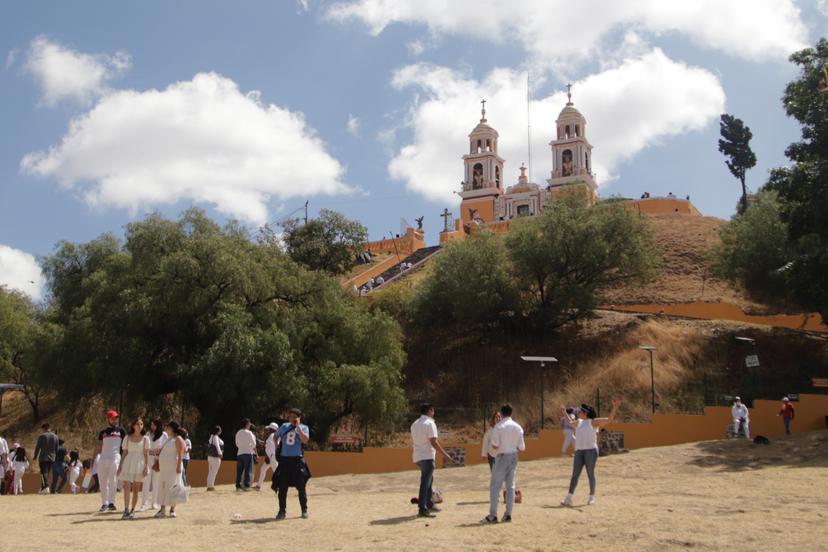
[731,397,750,438]
[235,418,257,491]
[483,404,525,523]
[410,404,453,518]
[0,434,9,493]
[254,422,279,490]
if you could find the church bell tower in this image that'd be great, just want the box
[459,100,504,225]
[548,86,597,202]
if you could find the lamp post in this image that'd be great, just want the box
[639,346,656,414]
[520,356,558,430]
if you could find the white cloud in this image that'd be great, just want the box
[296,0,310,12]
[21,72,351,225]
[347,113,360,136]
[5,48,19,69]
[24,36,131,106]
[406,39,425,57]
[387,49,725,203]
[0,245,44,301]
[328,0,808,68]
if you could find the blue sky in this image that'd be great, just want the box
[1,1,825,299]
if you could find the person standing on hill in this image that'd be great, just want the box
[33,422,59,494]
[731,397,750,438]
[482,404,525,524]
[254,422,279,491]
[410,404,453,518]
[94,410,127,512]
[272,409,311,520]
[560,399,622,507]
[235,418,257,491]
[778,397,795,435]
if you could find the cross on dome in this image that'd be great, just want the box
[480,98,487,122]
[566,83,573,105]
[519,163,527,177]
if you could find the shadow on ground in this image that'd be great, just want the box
[687,430,828,472]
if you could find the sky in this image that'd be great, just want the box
[1,0,826,301]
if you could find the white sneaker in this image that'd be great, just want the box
[587,495,597,505]
[138,505,147,512]
[560,495,573,507]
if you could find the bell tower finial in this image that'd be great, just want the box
[480,98,487,122]
[566,83,573,106]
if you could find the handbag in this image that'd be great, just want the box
[152,458,160,472]
[167,479,190,505]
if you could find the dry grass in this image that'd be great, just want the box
[4,431,827,551]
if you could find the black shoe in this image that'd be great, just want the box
[501,515,512,523]
[275,512,286,520]
[417,511,436,518]
[107,504,117,511]
[482,515,498,524]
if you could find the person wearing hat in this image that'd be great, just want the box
[560,398,621,507]
[254,422,280,491]
[731,397,750,438]
[778,397,795,435]
[94,410,127,512]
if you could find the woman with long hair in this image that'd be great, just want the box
[206,426,223,491]
[560,398,621,507]
[140,419,168,511]
[155,421,187,518]
[480,411,502,471]
[116,417,150,519]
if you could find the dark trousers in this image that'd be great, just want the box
[182,459,189,486]
[783,418,792,435]
[416,459,435,513]
[277,458,307,513]
[38,460,53,489]
[87,474,99,493]
[236,454,254,488]
[50,464,67,493]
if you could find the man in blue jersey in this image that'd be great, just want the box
[271,408,310,519]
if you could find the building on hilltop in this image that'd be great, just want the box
[445,90,598,242]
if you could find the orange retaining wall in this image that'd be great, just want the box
[342,253,406,290]
[609,302,828,333]
[20,395,827,492]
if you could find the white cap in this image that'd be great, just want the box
[734,396,741,401]
[782,397,790,402]
[266,422,280,431]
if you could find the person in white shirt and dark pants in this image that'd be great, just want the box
[410,404,453,518]
[483,404,525,523]
[235,418,257,491]
[731,397,750,438]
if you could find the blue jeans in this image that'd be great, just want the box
[50,463,67,494]
[569,449,598,494]
[236,454,254,488]
[182,459,189,486]
[416,460,434,513]
[783,418,792,435]
[489,453,518,518]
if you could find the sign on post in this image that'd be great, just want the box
[745,354,760,368]
[328,435,362,445]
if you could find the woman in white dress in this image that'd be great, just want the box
[141,419,168,511]
[155,421,186,518]
[117,417,150,519]
[206,425,223,491]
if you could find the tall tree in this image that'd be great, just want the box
[0,287,47,419]
[718,114,757,214]
[282,209,368,275]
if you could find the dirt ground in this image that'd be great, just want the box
[4,431,827,551]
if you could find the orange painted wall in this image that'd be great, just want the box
[342,253,406,290]
[364,228,425,257]
[609,302,828,333]
[626,197,701,215]
[19,394,825,492]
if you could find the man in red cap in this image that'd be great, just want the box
[93,410,126,512]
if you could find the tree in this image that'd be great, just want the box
[282,209,368,275]
[718,114,757,214]
[710,191,791,302]
[762,39,828,321]
[409,231,519,331]
[506,196,659,330]
[40,208,406,445]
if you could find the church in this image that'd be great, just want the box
[441,89,598,242]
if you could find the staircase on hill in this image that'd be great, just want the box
[366,245,441,293]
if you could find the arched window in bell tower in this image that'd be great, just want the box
[565,125,571,139]
[562,149,573,177]
[472,163,484,189]
[486,139,491,152]
[476,140,482,153]
[575,124,580,137]
[585,152,590,173]
[495,166,500,187]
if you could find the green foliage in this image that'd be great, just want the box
[40,208,405,443]
[408,232,519,330]
[282,209,368,275]
[710,191,791,301]
[718,114,757,214]
[507,196,659,329]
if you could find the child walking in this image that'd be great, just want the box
[12,446,30,495]
[67,451,82,494]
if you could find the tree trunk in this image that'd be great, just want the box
[740,176,748,214]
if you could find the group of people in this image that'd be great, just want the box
[0,423,82,496]
[411,398,622,524]
[730,396,797,439]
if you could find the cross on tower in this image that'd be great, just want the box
[440,208,452,233]
[566,83,573,105]
[480,98,487,121]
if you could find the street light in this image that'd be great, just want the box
[520,356,558,430]
[639,346,656,414]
